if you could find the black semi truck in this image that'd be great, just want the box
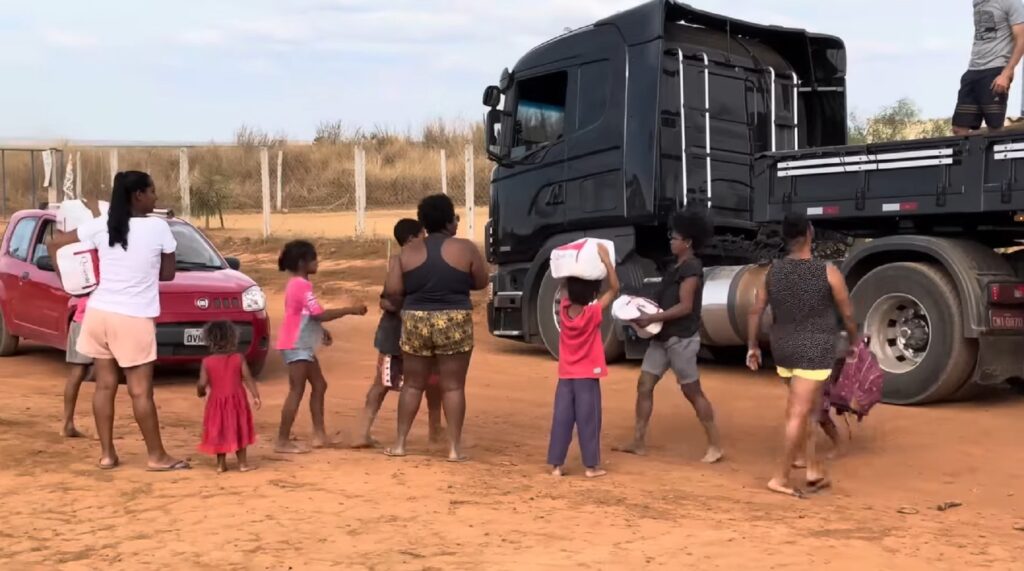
[481,0,1024,404]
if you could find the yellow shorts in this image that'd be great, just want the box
[776,367,831,382]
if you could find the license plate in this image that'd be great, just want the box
[184,328,206,346]
[990,309,1024,330]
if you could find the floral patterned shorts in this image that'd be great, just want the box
[400,310,474,357]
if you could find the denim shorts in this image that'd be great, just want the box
[281,348,316,364]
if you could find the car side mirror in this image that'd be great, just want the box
[225,257,241,271]
[35,255,55,272]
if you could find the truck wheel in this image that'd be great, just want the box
[536,268,623,362]
[0,307,18,357]
[852,262,977,405]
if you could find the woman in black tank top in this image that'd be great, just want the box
[746,213,858,498]
[382,194,488,462]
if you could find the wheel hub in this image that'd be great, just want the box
[865,294,931,374]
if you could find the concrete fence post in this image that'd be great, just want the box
[260,147,271,238]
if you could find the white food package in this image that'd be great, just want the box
[549,238,616,280]
[612,295,663,339]
[56,242,100,296]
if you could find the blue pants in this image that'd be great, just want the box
[546,379,602,468]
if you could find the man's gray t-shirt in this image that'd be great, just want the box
[971,0,1024,70]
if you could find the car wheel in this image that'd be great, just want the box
[0,306,19,357]
[851,262,977,405]
[536,267,623,362]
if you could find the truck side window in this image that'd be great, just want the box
[31,220,54,265]
[514,71,568,150]
[6,217,39,262]
[577,61,610,131]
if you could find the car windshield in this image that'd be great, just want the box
[170,223,224,270]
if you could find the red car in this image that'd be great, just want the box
[0,208,270,374]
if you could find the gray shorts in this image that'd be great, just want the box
[66,321,94,366]
[641,334,701,385]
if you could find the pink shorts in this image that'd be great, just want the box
[77,307,157,368]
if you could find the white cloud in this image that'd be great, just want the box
[41,28,99,48]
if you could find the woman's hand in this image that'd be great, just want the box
[632,310,656,329]
[322,329,334,347]
[746,347,762,371]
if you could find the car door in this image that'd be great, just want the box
[0,215,40,338]
[19,218,71,347]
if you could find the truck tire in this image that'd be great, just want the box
[851,262,977,405]
[536,268,623,362]
[0,307,18,357]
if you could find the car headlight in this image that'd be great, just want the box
[242,286,266,312]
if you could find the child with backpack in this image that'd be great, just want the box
[547,244,619,478]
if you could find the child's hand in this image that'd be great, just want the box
[350,303,368,316]
[597,243,613,266]
[322,329,334,347]
[252,395,262,410]
[197,385,207,398]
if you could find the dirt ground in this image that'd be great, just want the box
[1,243,1023,570]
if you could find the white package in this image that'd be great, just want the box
[56,242,100,296]
[612,295,663,339]
[549,238,616,280]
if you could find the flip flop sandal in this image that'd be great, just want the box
[806,478,832,493]
[147,460,191,472]
[98,459,120,470]
[383,448,407,458]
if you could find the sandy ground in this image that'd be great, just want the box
[1,249,1023,570]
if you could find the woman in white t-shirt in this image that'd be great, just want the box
[51,171,188,471]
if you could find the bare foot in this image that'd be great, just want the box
[551,466,564,477]
[447,449,469,463]
[792,458,808,469]
[238,465,257,473]
[274,441,309,454]
[585,468,608,479]
[350,437,380,450]
[61,425,86,438]
[383,447,407,458]
[767,478,805,499]
[701,447,724,464]
[612,442,647,456]
[98,455,120,470]
[311,434,333,449]
[217,463,228,474]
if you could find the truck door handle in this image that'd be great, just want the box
[545,184,565,206]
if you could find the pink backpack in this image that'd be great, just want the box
[829,337,885,420]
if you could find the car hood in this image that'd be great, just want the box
[159,269,258,294]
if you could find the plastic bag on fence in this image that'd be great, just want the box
[549,238,616,280]
[830,337,885,420]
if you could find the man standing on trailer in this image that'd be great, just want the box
[952,0,1024,134]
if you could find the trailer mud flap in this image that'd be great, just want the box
[972,335,1024,385]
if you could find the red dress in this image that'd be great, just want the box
[199,353,256,454]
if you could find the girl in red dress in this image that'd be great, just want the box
[198,321,261,473]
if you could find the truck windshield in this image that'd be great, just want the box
[512,71,568,153]
[170,223,224,270]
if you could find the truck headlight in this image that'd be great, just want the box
[242,286,267,312]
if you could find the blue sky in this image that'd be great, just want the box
[0,0,1014,141]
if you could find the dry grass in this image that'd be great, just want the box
[0,121,490,218]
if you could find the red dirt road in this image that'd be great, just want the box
[1,255,1022,570]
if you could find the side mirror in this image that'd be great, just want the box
[225,257,241,271]
[482,85,502,108]
[35,255,55,272]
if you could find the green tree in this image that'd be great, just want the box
[848,98,951,144]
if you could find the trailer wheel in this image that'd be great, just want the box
[851,262,977,405]
[536,268,623,362]
[0,307,19,357]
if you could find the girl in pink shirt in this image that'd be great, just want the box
[274,240,367,454]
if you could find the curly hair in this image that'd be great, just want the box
[277,240,317,272]
[671,209,714,250]
[203,321,238,354]
[417,194,456,233]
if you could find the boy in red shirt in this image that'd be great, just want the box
[548,244,619,478]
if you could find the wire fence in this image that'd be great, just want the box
[0,141,491,242]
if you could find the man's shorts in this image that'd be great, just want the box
[66,320,94,366]
[641,334,701,385]
[76,307,156,368]
[400,309,474,357]
[953,67,1008,130]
